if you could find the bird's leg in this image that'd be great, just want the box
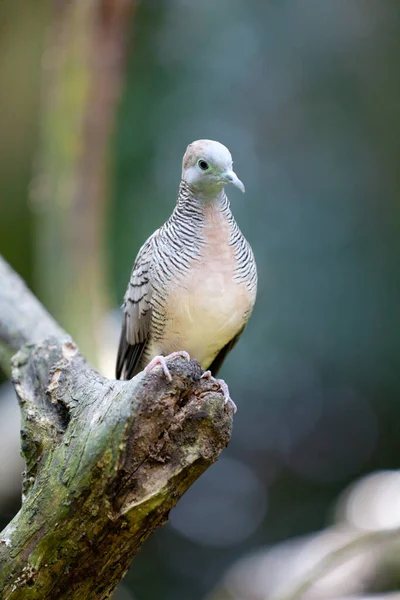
[144,351,191,382]
[201,371,237,413]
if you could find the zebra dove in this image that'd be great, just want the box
[116,140,257,408]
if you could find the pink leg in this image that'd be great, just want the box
[145,351,191,382]
[201,371,237,412]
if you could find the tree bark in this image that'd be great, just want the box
[0,256,233,599]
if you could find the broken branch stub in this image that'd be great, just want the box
[0,337,232,599]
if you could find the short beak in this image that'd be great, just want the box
[222,170,245,193]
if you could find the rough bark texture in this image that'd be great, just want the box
[0,256,233,599]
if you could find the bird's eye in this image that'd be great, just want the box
[198,159,209,171]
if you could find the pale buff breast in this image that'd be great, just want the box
[153,205,256,369]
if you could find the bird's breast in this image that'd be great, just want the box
[157,205,256,368]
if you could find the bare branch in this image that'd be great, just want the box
[0,256,233,599]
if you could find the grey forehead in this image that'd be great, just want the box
[191,140,232,166]
[200,145,233,167]
[183,140,233,170]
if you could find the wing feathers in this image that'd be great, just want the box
[116,235,155,379]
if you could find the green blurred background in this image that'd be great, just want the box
[1,1,400,599]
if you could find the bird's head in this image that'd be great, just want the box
[182,139,245,198]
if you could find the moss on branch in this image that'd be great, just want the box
[0,257,233,599]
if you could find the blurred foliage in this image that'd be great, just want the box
[1,1,400,600]
[0,0,49,285]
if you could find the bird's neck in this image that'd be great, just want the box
[176,181,230,220]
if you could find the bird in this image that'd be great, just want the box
[116,139,257,409]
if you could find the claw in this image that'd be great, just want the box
[201,370,212,380]
[145,351,191,381]
[200,372,237,413]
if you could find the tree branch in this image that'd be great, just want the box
[0,256,233,599]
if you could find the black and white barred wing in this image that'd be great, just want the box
[116,232,157,380]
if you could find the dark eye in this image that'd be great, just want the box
[198,159,209,171]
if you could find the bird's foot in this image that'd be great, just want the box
[201,371,237,413]
[144,351,191,382]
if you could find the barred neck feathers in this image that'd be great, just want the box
[175,181,230,218]
[158,181,234,266]
[171,180,256,290]
[176,182,256,293]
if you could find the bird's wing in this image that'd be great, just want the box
[116,233,157,380]
[207,326,245,377]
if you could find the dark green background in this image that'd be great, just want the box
[1,2,400,598]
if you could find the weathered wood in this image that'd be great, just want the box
[0,256,233,599]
